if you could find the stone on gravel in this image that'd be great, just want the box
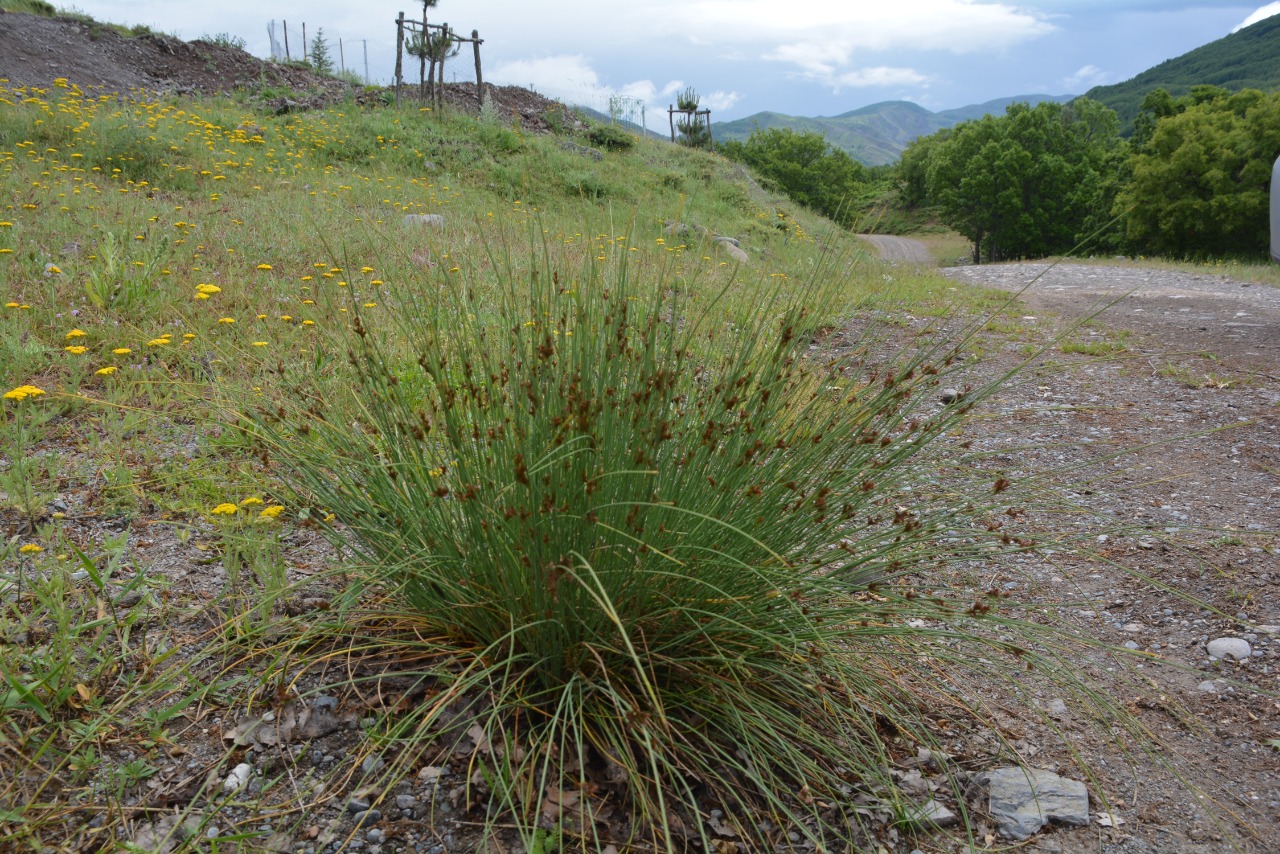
[1197,680,1219,693]
[223,762,252,793]
[984,766,1089,840]
[909,799,958,827]
[352,809,382,828]
[1206,637,1251,661]
[939,388,962,404]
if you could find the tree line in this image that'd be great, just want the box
[721,86,1280,263]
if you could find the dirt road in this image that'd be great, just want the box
[854,259,1280,853]
[858,233,933,263]
[941,261,1280,371]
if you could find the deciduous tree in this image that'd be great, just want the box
[1118,88,1280,257]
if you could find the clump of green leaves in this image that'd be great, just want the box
[584,123,635,152]
[200,32,247,51]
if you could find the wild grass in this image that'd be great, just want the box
[0,78,1206,851]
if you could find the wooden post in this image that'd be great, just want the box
[283,20,290,62]
[394,12,404,106]
[339,38,345,75]
[668,105,675,142]
[302,22,307,63]
[437,23,448,110]
[472,29,483,111]
[703,110,714,151]
[419,14,428,100]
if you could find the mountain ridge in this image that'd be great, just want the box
[711,94,1074,166]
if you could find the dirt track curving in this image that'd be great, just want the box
[858,233,933,264]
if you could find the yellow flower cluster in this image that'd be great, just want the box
[4,384,46,401]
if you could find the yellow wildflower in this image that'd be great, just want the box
[218,317,235,324]
[240,496,264,506]
[147,338,169,346]
[95,366,117,376]
[65,328,87,339]
[258,505,284,519]
[19,544,43,554]
[256,263,272,270]
[113,347,131,355]
[3,385,46,401]
[65,345,88,354]
[210,503,239,515]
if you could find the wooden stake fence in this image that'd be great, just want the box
[393,13,485,112]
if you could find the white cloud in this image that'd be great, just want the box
[836,67,931,89]
[488,55,603,91]
[1235,2,1280,32]
[1063,64,1109,89]
[702,90,742,111]
[487,56,737,118]
[741,1,1051,92]
[672,0,1054,52]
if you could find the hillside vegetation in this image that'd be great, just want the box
[1085,13,1280,134]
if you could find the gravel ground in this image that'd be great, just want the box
[922,260,1280,853]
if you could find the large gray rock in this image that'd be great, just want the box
[984,767,1089,840]
[1206,637,1251,661]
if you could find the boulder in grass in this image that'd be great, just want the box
[718,240,748,264]
[403,213,445,229]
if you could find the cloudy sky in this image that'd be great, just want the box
[60,1,1278,124]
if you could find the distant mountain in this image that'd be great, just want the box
[711,94,1074,166]
[1085,14,1280,134]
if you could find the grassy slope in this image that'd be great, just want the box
[0,74,1041,849]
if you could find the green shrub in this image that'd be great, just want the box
[585,123,635,152]
[200,32,247,51]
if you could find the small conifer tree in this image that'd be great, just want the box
[310,28,334,75]
[675,87,712,149]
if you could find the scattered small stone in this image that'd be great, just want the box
[1123,640,1140,650]
[910,799,957,827]
[984,766,1089,840]
[1206,637,1251,661]
[346,797,371,813]
[418,765,447,783]
[351,809,381,829]
[223,763,252,793]
[1047,699,1069,719]
[361,756,386,774]
[366,828,386,844]
[395,794,417,810]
